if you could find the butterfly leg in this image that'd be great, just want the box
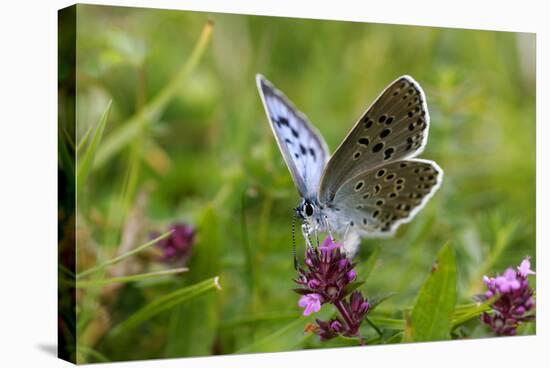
[342,222,351,239]
[301,223,315,253]
[315,229,320,248]
[323,215,335,241]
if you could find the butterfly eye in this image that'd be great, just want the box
[305,203,314,217]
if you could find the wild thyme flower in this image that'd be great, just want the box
[298,293,322,316]
[481,256,535,336]
[151,223,195,263]
[315,318,345,341]
[294,237,370,341]
[294,238,357,304]
[337,291,370,337]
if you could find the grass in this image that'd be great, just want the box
[66,4,536,363]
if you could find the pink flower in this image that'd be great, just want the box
[315,318,345,340]
[494,268,521,293]
[518,256,536,277]
[294,239,355,303]
[481,256,536,335]
[298,294,322,316]
[152,223,195,263]
[319,237,341,252]
[294,237,371,341]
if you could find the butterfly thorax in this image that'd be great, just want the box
[297,197,365,241]
[296,198,329,234]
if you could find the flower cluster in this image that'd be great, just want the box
[481,256,535,336]
[151,223,195,263]
[294,238,370,340]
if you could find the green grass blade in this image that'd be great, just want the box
[94,20,214,168]
[384,331,404,344]
[368,292,397,311]
[76,124,94,154]
[61,124,75,151]
[451,297,497,329]
[410,242,457,342]
[76,99,112,192]
[76,267,188,288]
[368,316,406,330]
[110,276,221,336]
[76,230,173,279]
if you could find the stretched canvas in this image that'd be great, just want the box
[58,3,536,364]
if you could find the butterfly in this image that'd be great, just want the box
[256,74,443,256]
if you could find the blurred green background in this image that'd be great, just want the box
[71,4,535,363]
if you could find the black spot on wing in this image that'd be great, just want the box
[309,147,316,161]
[380,128,391,138]
[358,137,370,146]
[279,117,290,126]
[373,142,384,153]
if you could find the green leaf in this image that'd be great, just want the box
[109,276,221,336]
[75,267,188,288]
[410,242,457,342]
[77,100,112,192]
[367,316,405,330]
[368,292,397,311]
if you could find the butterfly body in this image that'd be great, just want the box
[257,74,443,255]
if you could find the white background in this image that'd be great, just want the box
[0,0,546,367]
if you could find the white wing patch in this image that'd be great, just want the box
[256,75,329,199]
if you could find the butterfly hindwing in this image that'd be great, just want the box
[256,75,329,199]
[319,76,430,204]
[327,159,442,235]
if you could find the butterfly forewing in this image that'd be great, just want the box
[328,159,442,235]
[319,76,430,204]
[256,75,329,199]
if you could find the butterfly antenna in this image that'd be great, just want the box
[292,211,298,270]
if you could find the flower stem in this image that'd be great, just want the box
[334,299,354,332]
